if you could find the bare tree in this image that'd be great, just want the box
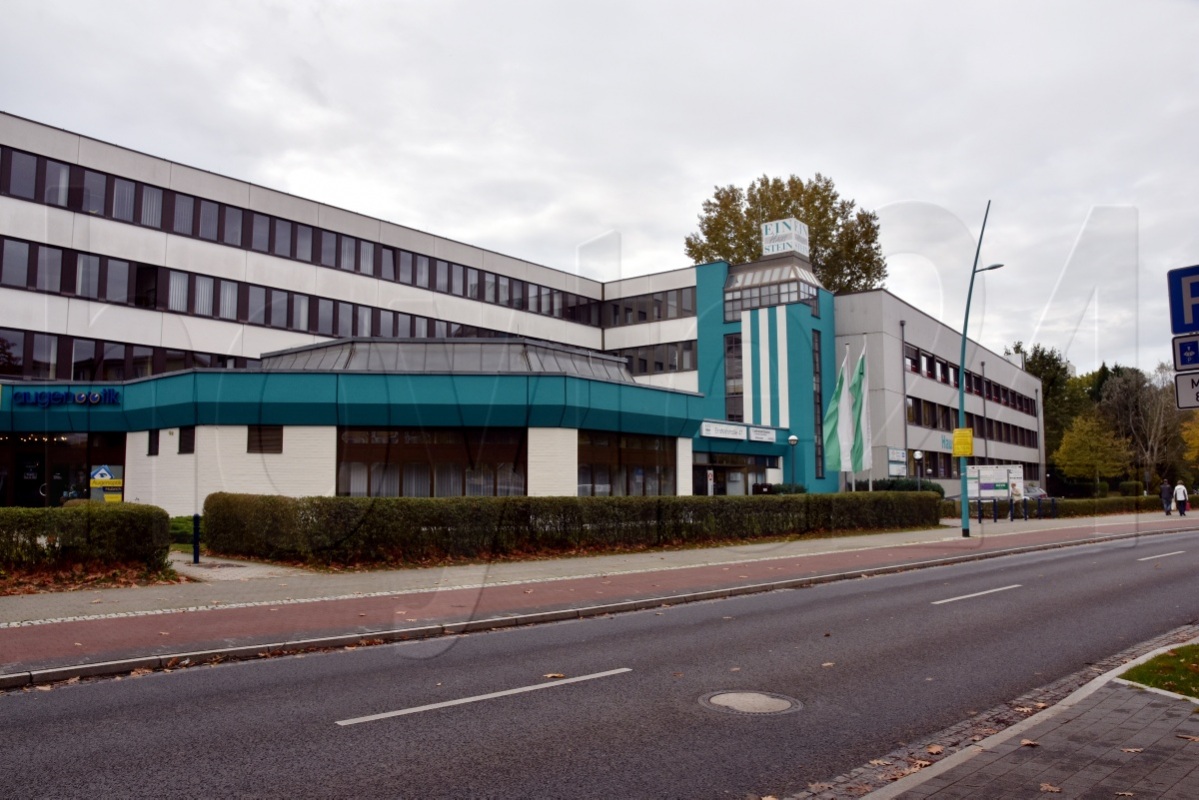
[1097,363,1183,484]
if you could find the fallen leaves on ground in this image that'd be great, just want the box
[1177,734,1199,742]
[1039,783,1061,793]
[926,745,944,755]
[1121,747,1143,753]
[0,562,183,595]
[868,759,891,767]
[543,673,565,679]
[1021,739,1040,747]
[1115,792,1134,797]
[1015,706,1035,714]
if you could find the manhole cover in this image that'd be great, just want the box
[700,691,801,715]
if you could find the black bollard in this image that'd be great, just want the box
[992,498,998,522]
[1022,497,1028,520]
[192,513,201,564]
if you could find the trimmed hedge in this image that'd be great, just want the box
[0,504,170,569]
[203,491,943,564]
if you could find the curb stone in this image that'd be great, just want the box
[0,526,1188,692]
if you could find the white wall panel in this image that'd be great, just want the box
[378,223,441,258]
[604,267,696,298]
[0,115,78,161]
[633,373,699,392]
[170,164,251,208]
[602,318,697,350]
[241,325,319,358]
[0,197,77,249]
[166,236,248,281]
[675,437,693,496]
[197,426,337,507]
[158,315,246,356]
[78,139,173,186]
[66,302,163,347]
[316,205,381,241]
[313,266,381,306]
[124,429,199,517]
[244,251,318,295]
[79,217,169,266]
[527,428,579,496]
[248,185,318,224]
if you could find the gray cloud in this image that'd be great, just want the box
[2,0,1196,374]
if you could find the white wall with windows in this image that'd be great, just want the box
[124,425,337,517]
[834,290,1045,493]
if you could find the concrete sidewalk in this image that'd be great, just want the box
[2,511,1197,798]
[862,637,1199,800]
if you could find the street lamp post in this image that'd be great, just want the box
[787,434,798,486]
[958,199,1004,537]
[914,450,923,491]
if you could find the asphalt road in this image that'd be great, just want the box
[2,532,1196,799]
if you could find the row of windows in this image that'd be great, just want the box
[335,426,525,498]
[904,343,1038,417]
[905,397,1039,448]
[147,425,283,458]
[723,280,818,322]
[0,146,606,327]
[0,327,254,382]
[604,287,696,327]
[606,341,696,375]
[0,234,522,346]
[907,450,1041,482]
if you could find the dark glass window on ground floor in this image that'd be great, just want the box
[577,430,676,497]
[336,427,525,497]
[0,431,125,507]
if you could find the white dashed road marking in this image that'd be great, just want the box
[931,584,1022,605]
[1137,551,1185,561]
[335,667,632,726]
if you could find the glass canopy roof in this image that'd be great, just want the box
[260,338,637,384]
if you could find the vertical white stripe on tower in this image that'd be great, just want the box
[741,309,754,425]
[758,309,771,427]
[776,307,789,429]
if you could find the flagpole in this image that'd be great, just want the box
[843,342,851,493]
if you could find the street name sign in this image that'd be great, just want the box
[1175,372,1199,410]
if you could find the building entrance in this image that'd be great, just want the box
[0,432,125,507]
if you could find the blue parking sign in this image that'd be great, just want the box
[1168,265,1199,334]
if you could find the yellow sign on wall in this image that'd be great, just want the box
[952,427,974,457]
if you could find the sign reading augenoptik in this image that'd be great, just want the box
[12,388,122,408]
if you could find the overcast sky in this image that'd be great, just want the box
[3,0,1196,376]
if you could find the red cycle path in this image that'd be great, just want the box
[1,517,1185,675]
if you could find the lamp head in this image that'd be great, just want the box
[787,434,798,446]
[914,450,923,461]
[978,262,1004,273]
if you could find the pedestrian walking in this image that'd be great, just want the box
[1174,480,1189,516]
[1161,479,1173,515]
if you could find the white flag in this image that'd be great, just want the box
[850,342,872,473]
[822,348,853,472]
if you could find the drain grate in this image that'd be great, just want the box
[700,690,801,716]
